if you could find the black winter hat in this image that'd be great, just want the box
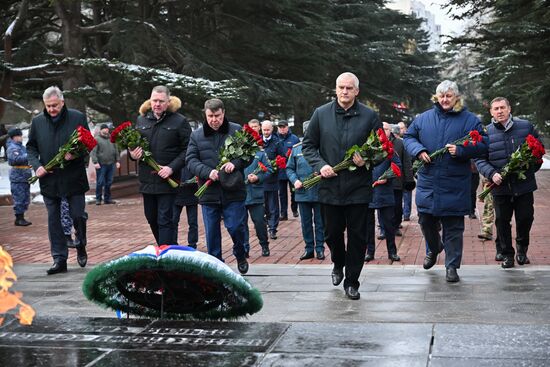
[100,124,110,130]
[8,128,22,138]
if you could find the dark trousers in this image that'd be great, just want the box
[393,189,403,229]
[368,206,397,255]
[201,201,247,262]
[43,194,85,262]
[10,181,30,215]
[419,213,464,269]
[470,172,480,215]
[264,190,280,233]
[95,164,115,202]
[493,192,534,258]
[279,179,297,217]
[298,202,324,253]
[143,193,177,245]
[173,204,198,247]
[244,203,269,252]
[321,203,371,289]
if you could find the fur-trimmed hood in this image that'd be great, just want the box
[431,94,464,113]
[139,96,182,116]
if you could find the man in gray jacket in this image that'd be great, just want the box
[303,72,382,300]
[91,124,120,205]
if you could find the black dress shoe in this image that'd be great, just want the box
[292,211,299,218]
[76,246,88,267]
[345,286,360,300]
[46,261,67,275]
[316,251,325,260]
[446,267,460,282]
[469,214,477,219]
[237,259,249,274]
[478,233,493,241]
[300,252,314,260]
[364,253,374,262]
[269,231,277,240]
[279,216,288,221]
[423,252,437,269]
[495,253,504,261]
[261,246,270,257]
[403,217,410,221]
[501,257,515,268]
[388,253,401,261]
[377,234,386,240]
[331,267,344,286]
[516,254,530,265]
[395,229,402,236]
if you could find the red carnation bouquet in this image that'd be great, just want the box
[245,161,269,184]
[303,128,394,189]
[373,162,402,187]
[110,121,178,188]
[478,134,545,200]
[195,124,264,197]
[29,126,97,184]
[269,155,287,173]
[413,130,483,173]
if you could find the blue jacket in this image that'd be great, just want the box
[475,117,541,196]
[262,134,284,191]
[286,144,319,203]
[404,103,487,216]
[7,139,32,183]
[277,131,300,180]
[245,150,272,206]
[369,154,401,209]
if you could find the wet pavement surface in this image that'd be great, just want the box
[2,264,550,366]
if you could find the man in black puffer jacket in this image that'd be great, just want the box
[186,98,251,275]
[475,97,543,268]
[303,72,382,300]
[129,86,191,246]
[27,86,90,275]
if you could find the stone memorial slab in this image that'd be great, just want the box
[0,317,287,366]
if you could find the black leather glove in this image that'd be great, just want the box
[404,181,416,191]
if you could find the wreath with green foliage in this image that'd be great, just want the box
[82,245,263,320]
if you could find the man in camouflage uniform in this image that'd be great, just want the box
[478,177,503,261]
[7,128,32,226]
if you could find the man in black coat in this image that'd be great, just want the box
[185,98,250,275]
[129,86,192,245]
[27,86,90,275]
[303,72,382,300]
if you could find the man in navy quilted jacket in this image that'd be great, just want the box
[475,97,543,269]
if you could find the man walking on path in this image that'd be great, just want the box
[475,97,543,268]
[404,80,487,283]
[276,120,300,220]
[186,98,250,274]
[129,86,191,246]
[303,72,382,300]
[91,124,120,205]
[26,86,90,275]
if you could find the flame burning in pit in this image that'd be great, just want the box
[0,246,35,325]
